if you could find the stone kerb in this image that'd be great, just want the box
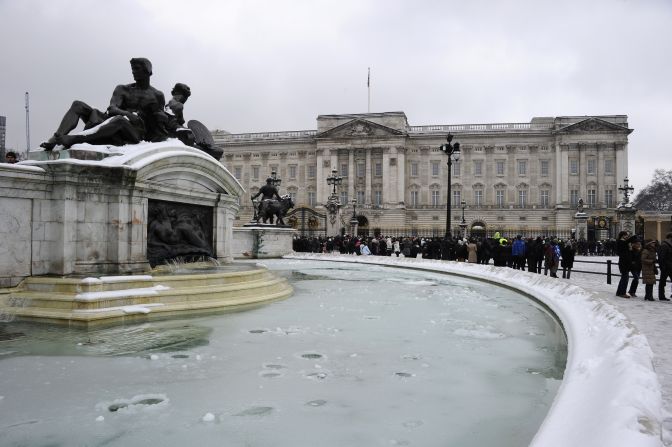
[0,142,244,284]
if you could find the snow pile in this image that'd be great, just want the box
[286,253,664,447]
[75,285,170,301]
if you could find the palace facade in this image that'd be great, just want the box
[212,112,631,239]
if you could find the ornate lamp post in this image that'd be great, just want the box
[326,169,342,197]
[459,200,467,238]
[617,177,637,234]
[350,199,359,236]
[439,134,461,238]
[618,177,634,205]
[325,169,343,236]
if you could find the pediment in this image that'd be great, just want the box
[557,118,632,134]
[316,119,406,139]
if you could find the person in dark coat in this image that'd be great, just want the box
[658,232,672,301]
[628,241,642,297]
[560,239,577,279]
[641,239,658,301]
[615,230,638,298]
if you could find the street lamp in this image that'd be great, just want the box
[326,169,343,197]
[618,177,634,205]
[459,200,467,238]
[439,134,461,238]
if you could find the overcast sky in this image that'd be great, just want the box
[1,0,670,193]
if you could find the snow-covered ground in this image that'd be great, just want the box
[570,256,672,446]
[287,253,667,447]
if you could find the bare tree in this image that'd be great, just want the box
[633,169,672,211]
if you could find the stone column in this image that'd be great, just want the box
[397,147,405,205]
[348,150,355,202]
[555,141,563,205]
[365,149,372,204]
[382,148,391,205]
[616,143,628,188]
[316,149,325,204]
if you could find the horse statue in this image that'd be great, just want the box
[257,195,294,226]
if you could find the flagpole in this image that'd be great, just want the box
[367,67,371,113]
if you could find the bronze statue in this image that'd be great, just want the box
[41,58,168,150]
[257,195,294,226]
[251,177,282,221]
[40,61,224,161]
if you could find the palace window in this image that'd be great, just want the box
[474,189,483,207]
[540,160,549,177]
[605,189,614,208]
[431,161,440,176]
[357,163,365,178]
[452,161,461,177]
[288,165,297,180]
[587,159,596,175]
[496,160,505,176]
[234,166,242,180]
[340,191,348,205]
[588,189,596,207]
[473,160,483,176]
[410,190,419,207]
[569,159,578,175]
[340,163,348,177]
[431,190,440,207]
[518,160,527,176]
[375,162,382,176]
[308,165,316,178]
[496,189,505,208]
[570,189,579,207]
[308,191,316,207]
[452,190,461,207]
[518,189,527,208]
[605,159,614,175]
[374,190,382,206]
[540,190,549,208]
[357,190,365,204]
[252,166,260,181]
[411,162,419,177]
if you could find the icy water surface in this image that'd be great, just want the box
[0,260,566,447]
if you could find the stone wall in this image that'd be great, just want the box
[0,142,244,287]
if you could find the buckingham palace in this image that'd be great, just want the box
[212,111,631,239]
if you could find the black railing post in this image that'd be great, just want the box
[607,259,612,285]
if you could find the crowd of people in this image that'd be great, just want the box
[293,233,580,278]
[615,231,672,301]
[293,232,672,300]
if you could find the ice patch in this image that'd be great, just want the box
[202,412,216,422]
[454,328,506,340]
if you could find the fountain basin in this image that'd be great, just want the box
[0,263,292,327]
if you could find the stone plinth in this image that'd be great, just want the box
[0,141,244,287]
[574,212,589,240]
[232,226,296,259]
[617,203,637,234]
